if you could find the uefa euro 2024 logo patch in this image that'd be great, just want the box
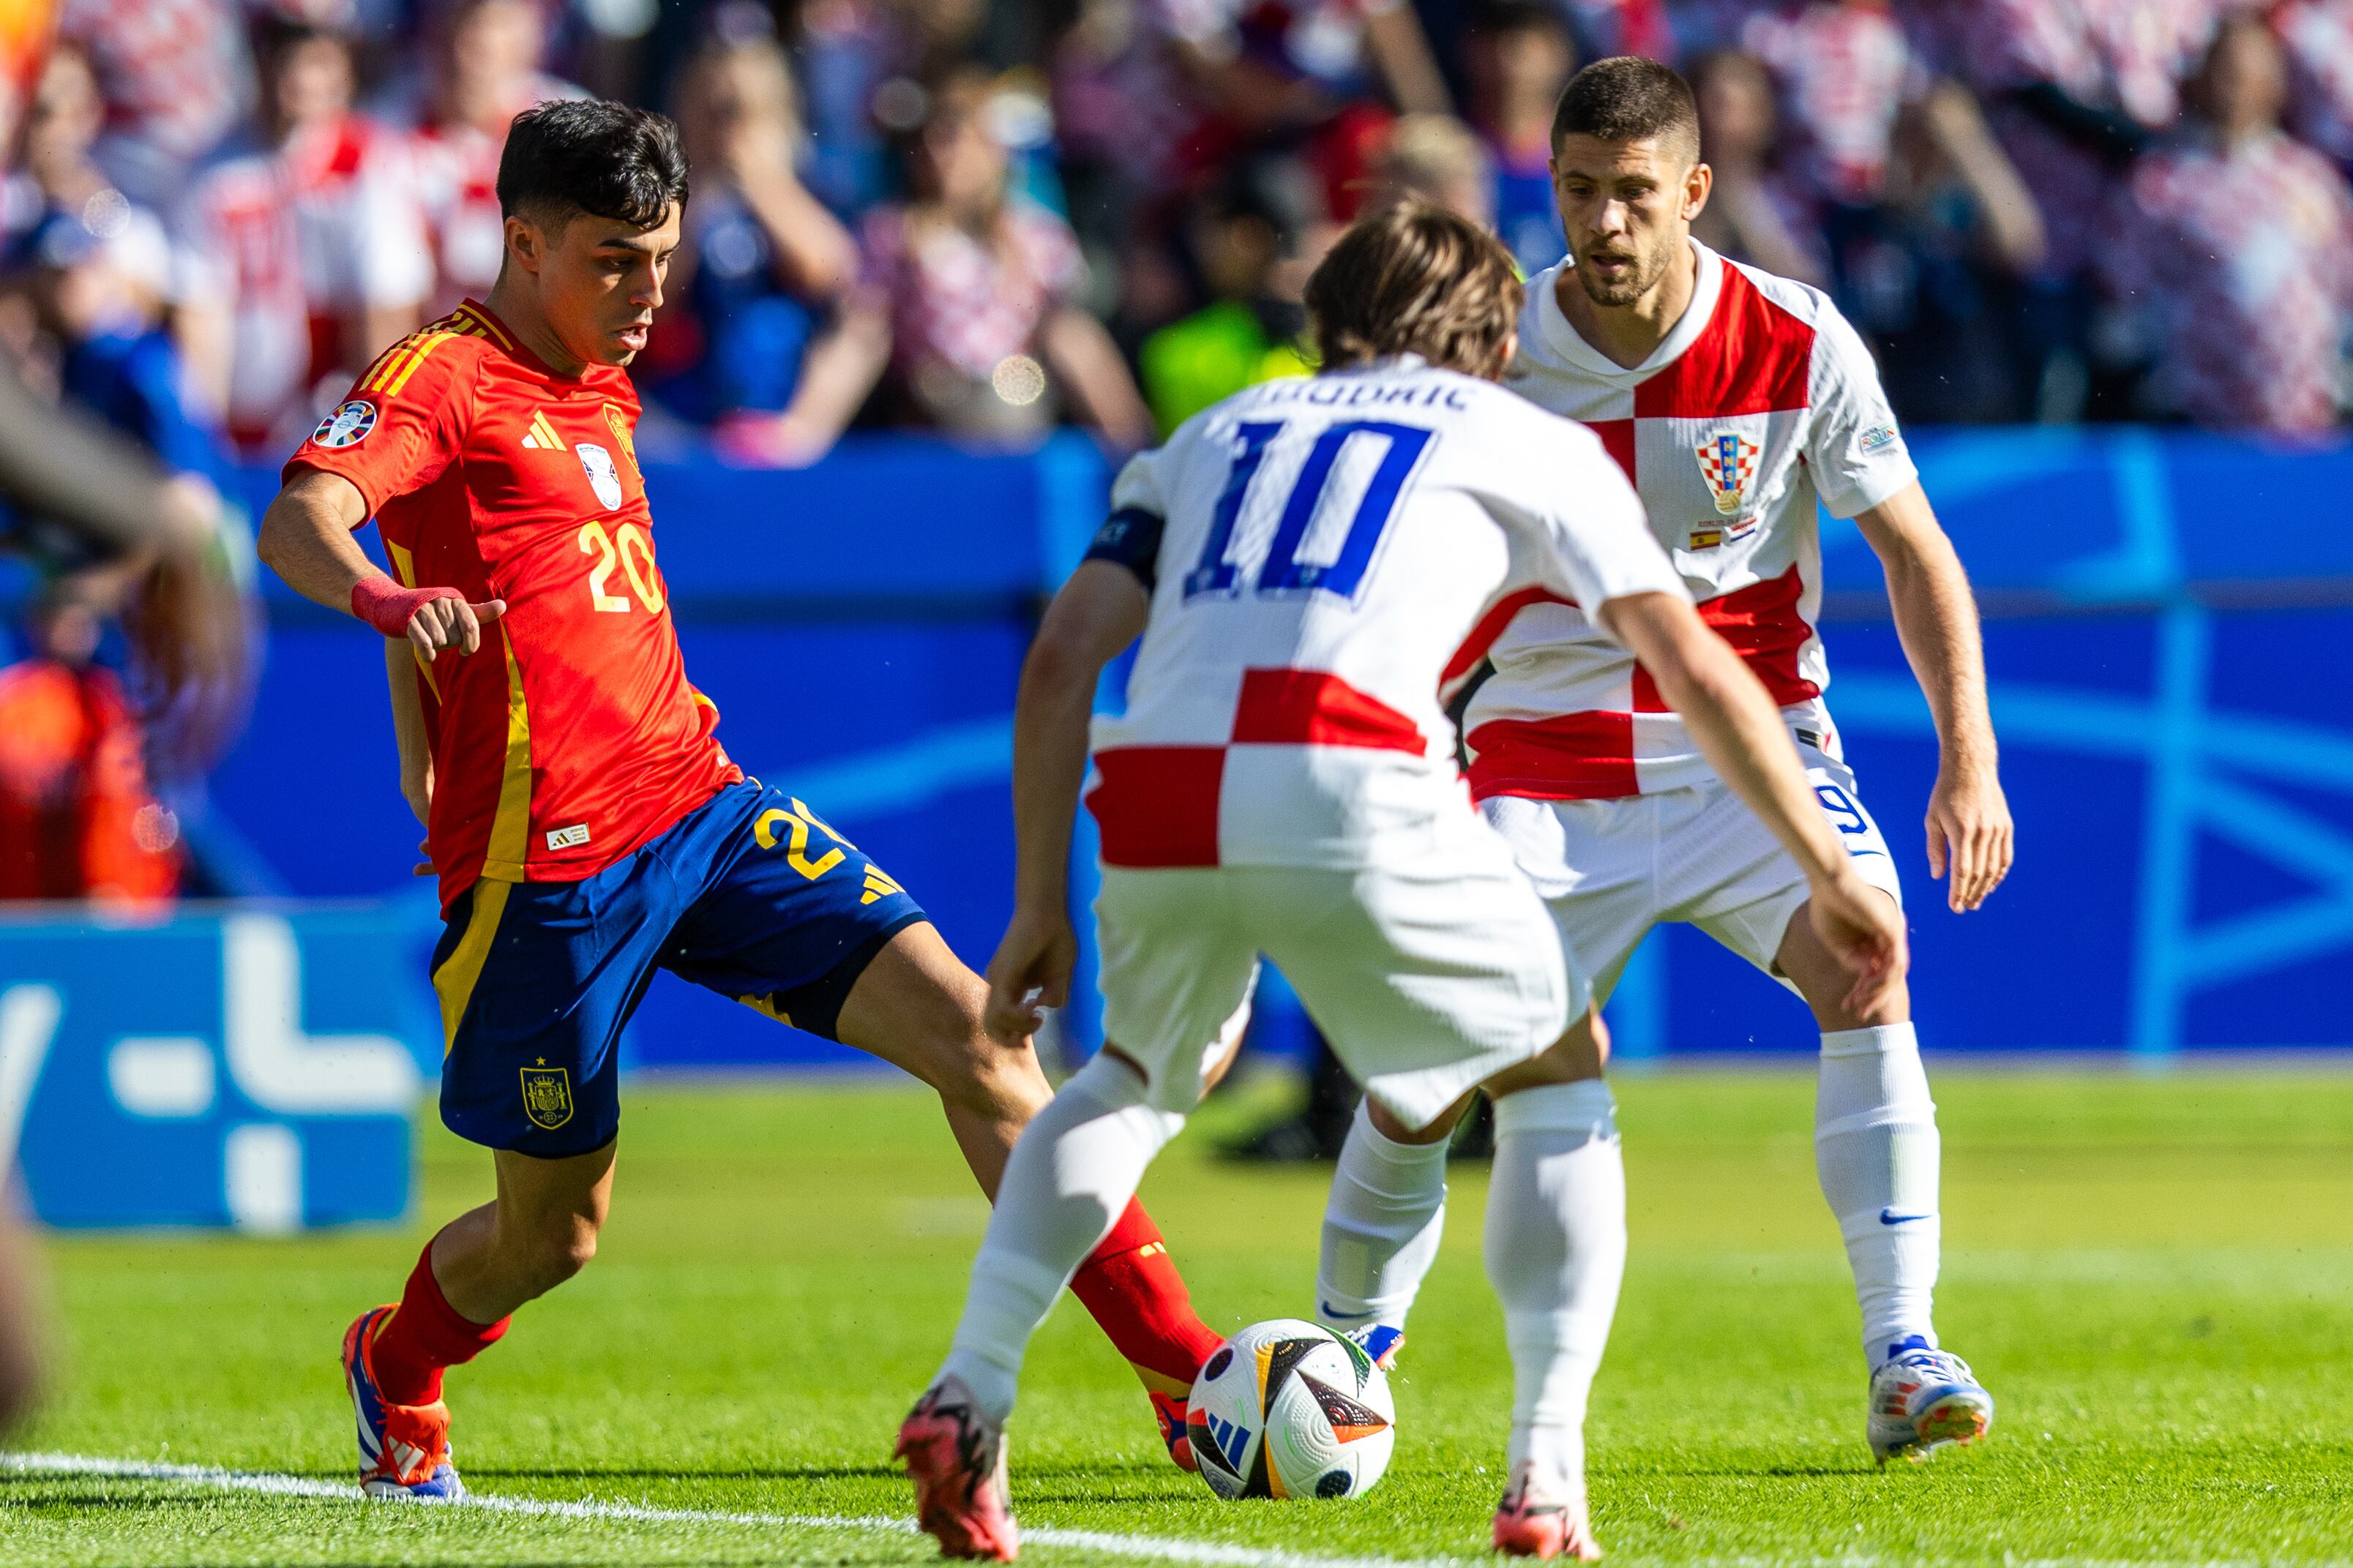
[312,399,376,449]
[576,442,624,510]
[1694,429,1760,517]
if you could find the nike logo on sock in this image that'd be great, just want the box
[1879,1209,1934,1226]
[1318,1301,1374,1321]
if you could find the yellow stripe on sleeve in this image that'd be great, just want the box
[384,333,455,397]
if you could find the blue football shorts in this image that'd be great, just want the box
[430,778,927,1158]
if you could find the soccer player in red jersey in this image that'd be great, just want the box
[255,100,1220,1500]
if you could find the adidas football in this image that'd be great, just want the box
[1186,1319,1395,1501]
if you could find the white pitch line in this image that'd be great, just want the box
[7,1453,2340,1568]
[0,1452,1462,1568]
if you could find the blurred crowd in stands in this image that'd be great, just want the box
[0,0,2349,489]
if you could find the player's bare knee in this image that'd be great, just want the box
[938,1035,1050,1126]
[527,1224,598,1293]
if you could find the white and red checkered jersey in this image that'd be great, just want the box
[858,198,1087,383]
[1085,357,1685,871]
[1468,240,1915,803]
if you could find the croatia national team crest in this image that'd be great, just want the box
[520,1066,575,1130]
[576,442,624,510]
[312,399,376,448]
[1694,429,1760,517]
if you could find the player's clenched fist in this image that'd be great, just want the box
[982,904,1077,1046]
[351,575,507,663]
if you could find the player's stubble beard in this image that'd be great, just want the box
[1570,226,1677,310]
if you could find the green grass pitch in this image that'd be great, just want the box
[4,1066,2352,1565]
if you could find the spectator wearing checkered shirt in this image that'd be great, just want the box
[783,70,1153,454]
[1951,0,2222,283]
[2099,14,2353,435]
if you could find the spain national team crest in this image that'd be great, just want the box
[520,1066,575,1130]
[576,442,624,510]
[312,399,376,448]
[1694,429,1760,517]
[603,404,639,475]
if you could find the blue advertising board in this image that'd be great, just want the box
[0,905,438,1229]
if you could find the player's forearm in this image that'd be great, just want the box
[1008,564,1151,911]
[1862,489,1997,775]
[1609,594,1852,886]
[1007,639,1099,913]
[257,472,384,615]
[384,637,433,826]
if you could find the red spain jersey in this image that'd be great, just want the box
[285,300,741,909]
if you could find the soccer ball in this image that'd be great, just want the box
[1186,1319,1395,1501]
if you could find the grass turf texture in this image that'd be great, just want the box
[5,1068,2352,1565]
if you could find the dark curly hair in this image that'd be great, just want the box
[496,98,689,231]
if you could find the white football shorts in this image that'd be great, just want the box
[1093,821,1577,1130]
[1480,749,1904,1000]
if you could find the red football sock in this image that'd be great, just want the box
[367,1238,512,1406]
[1067,1198,1223,1395]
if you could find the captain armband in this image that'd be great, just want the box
[1082,507,1167,593]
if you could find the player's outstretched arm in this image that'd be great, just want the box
[257,468,506,664]
[1854,481,2013,912]
[985,561,1150,1045]
[1601,590,1909,1019]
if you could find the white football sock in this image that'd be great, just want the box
[1814,1023,1940,1366]
[1316,1098,1450,1335]
[1483,1080,1625,1496]
[937,1052,1185,1424]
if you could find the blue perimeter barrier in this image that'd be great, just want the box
[203,426,2353,1065]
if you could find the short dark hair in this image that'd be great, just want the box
[1304,202,1524,378]
[495,99,689,231]
[1551,56,1700,165]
